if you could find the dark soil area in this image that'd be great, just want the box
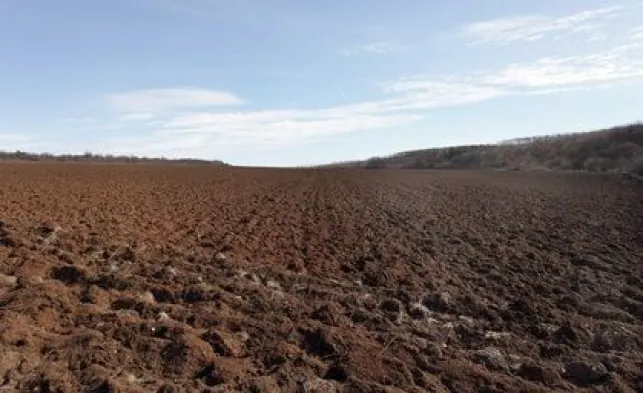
[1,163,641,392]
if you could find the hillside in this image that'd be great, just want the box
[341,123,643,175]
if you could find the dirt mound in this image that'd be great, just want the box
[0,163,641,392]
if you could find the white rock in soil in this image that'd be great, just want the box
[266,280,281,290]
[0,274,18,288]
[474,347,509,372]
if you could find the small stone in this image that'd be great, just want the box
[507,354,522,372]
[304,377,340,393]
[458,316,475,327]
[408,302,431,320]
[236,269,248,278]
[0,273,18,288]
[563,361,610,386]
[485,331,511,341]
[115,309,140,321]
[157,312,171,322]
[474,347,509,372]
[266,280,281,290]
[214,252,227,261]
[139,291,156,304]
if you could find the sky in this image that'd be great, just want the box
[1,0,642,166]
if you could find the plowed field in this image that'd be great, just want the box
[0,163,641,393]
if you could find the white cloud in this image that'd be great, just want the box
[95,41,643,157]
[388,43,643,99]
[462,6,622,44]
[343,41,407,56]
[86,16,643,160]
[631,26,643,41]
[107,88,243,113]
[482,53,643,88]
[160,109,422,143]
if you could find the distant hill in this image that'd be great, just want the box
[332,123,643,175]
[0,151,227,166]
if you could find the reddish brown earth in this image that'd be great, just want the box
[0,163,641,393]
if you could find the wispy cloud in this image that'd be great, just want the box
[631,26,643,41]
[481,53,643,89]
[85,13,643,160]
[107,88,243,113]
[388,42,643,97]
[342,41,408,56]
[462,6,622,44]
[97,39,643,158]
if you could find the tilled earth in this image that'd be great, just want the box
[0,163,641,393]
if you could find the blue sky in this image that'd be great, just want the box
[1,0,642,166]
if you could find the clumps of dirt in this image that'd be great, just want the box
[0,164,641,392]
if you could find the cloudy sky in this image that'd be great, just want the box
[1,0,642,166]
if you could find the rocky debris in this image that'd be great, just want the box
[303,377,340,393]
[1,163,642,392]
[518,364,562,386]
[563,361,610,386]
[157,311,171,322]
[473,347,509,372]
[266,280,281,290]
[408,302,431,320]
[422,292,452,312]
[458,316,475,327]
[484,331,511,341]
[0,273,18,288]
[214,252,227,262]
[201,329,248,357]
[139,291,156,304]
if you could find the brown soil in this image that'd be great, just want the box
[0,163,641,393]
